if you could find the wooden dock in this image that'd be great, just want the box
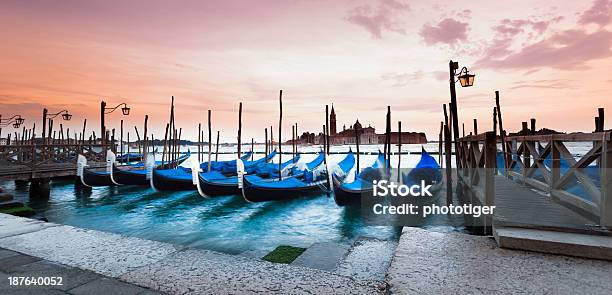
[0,143,110,181]
[455,131,612,260]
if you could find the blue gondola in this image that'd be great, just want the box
[79,151,190,187]
[195,152,299,197]
[151,151,267,191]
[240,151,353,202]
[332,151,386,206]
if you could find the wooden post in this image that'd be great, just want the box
[208,110,212,171]
[237,103,242,158]
[251,138,254,161]
[495,91,507,172]
[600,131,612,228]
[265,128,268,157]
[81,119,87,145]
[444,123,452,206]
[100,101,106,145]
[143,115,148,161]
[325,105,329,156]
[162,123,169,165]
[397,121,402,182]
[599,108,605,131]
[270,125,273,150]
[198,123,202,162]
[322,124,327,164]
[448,61,460,168]
[355,122,360,172]
[530,118,536,135]
[278,90,283,180]
[483,131,497,235]
[473,119,478,135]
[42,108,48,144]
[493,107,497,137]
[215,130,220,161]
[462,123,465,137]
[120,120,124,156]
[439,121,443,166]
[292,125,295,161]
[386,106,391,170]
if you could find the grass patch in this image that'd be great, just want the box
[262,245,307,264]
[0,205,36,217]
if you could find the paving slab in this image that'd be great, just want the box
[291,242,350,271]
[0,213,59,239]
[387,227,612,294]
[334,237,397,281]
[120,249,384,295]
[0,248,20,260]
[0,216,178,277]
[69,277,146,295]
[7,260,100,290]
[0,254,41,272]
[495,227,612,260]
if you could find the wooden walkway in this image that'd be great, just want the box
[493,175,601,234]
[0,162,105,181]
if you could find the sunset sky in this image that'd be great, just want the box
[1,0,612,142]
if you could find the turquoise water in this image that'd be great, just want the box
[3,143,461,254]
[4,177,400,255]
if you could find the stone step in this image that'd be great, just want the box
[494,227,612,261]
[0,201,24,210]
[334,237,398,281]
[291,242,350,271]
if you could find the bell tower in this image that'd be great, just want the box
[330,104,337,135]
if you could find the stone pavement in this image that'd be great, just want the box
[0,248,162,294]
[386,227,612,294]
[0,213,384,294]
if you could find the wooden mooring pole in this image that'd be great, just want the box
[278,91,283,180]
[237,103,242,159]
[208,110,212,171]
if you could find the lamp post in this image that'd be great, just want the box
[0,114,25,128]
[42,109,72,143]
[100,101,130,144]
[448,60,475,167]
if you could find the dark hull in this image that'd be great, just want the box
[82,169,115,187]
[242,176,325,202]
[113,165,148,185]
[198,175,240,197]
[332,175,372,206]
[151,169,194,191]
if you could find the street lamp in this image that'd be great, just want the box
[101,101,130,144]
[456,66,475,87]
[0,114,25,129]
[448,60,475,172]
[42,109,72,142]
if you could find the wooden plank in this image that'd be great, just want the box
[493,176,600,232]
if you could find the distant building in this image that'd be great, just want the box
[315,105,427,145]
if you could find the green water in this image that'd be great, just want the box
[4,178,401,254]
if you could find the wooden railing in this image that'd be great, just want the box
[456,131,497,232]
[501,132,612,227]
[456,131,612,229]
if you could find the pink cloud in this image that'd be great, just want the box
[579,0,612,26]
[345,0,409,39]
[477,29,612,69]
[419,18,469,45]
